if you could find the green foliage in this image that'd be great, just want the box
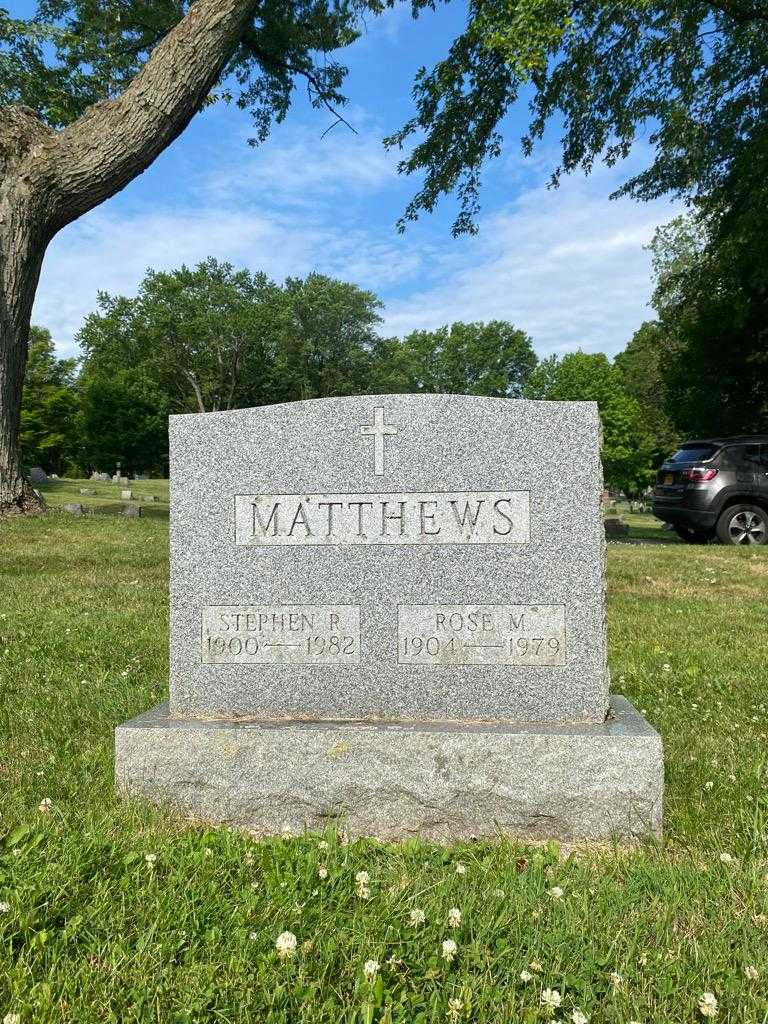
[375,321,537,397]
[19,326,79,474]
[266,274,383,402]
[78,258,282,414]
[5,1,766,236]
[524,351,655,492]
[77,262,385,423]
[386,0,768,233]
[0,1,384,136]
[614,322,678,464]
[645,211,768,439]
[78,367,170,476]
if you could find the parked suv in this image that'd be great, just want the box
[652,436,768,544]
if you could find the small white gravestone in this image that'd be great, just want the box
[116,395,662,842]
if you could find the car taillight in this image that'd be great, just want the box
[682,467,718,482]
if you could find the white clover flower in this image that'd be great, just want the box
[447,996,463,1021]
[144,853,157,866]
[448,907,461,928]
[355,870,371,899]
[662,663,672,672]
[4,1014,21,1024]
[249,931,258,940]
[244,851,254,865]
[548,886,564,900]
[572,1011,589,1024]
[318,840,329,850]
[38,797,52,813]
[609,971,623,987]
[0,902,10,913]
[530,960,543,973]
[519,970,532,982]
[409,908,426,927]
[744,965,759,980]
[454,862,467,875]
[275,930,297,958]
[363,959,380,982]
[698,992,718,1018]
[704,781,714,791]
[441,938,458,961]
[719,852,734,864]
[541,988,562,1010]
[317,864,328,879]
[638,953,648,966]
[493,888,505,899]
[355,871,370,884]
[204,848,213,858]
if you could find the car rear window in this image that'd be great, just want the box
[668,445,719,463]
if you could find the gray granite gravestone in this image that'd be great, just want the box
[116,395,662,841]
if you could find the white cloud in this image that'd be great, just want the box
[200,118,398,209]
[33,115,677,362]
[381,179,678,355]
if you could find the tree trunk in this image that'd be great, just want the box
[0,108,53,515]
[0,0,259,514]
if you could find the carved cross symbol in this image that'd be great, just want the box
[359,406,399,476]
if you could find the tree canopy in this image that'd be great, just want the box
[4,0,767,235]
[19,326,79,474]
[524,350,656,492]
[643,210,768,438]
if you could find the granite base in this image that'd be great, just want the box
[115,695,662,842]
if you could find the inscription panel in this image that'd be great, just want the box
[234,491,530,546]
[202,605,360,665]
[398,604,566,666]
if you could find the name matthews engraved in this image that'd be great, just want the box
[234,491,530,546]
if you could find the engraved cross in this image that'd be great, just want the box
[359,406,399,476]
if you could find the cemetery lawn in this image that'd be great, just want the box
[1,510,767,1023]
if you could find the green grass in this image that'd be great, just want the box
[1,496,768,1023]
[35,477,170,521]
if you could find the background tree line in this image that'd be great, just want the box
[22,231,767,495]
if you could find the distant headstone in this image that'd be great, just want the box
[120,504,142,518]
[134,474,149,480]
[121,489,134,500]
[63,503,84,516]
[79,488,96,496]
[141,495,158,503]
[116,396,662,843]
[91,471,111,482]
[29,467,48,483]
[604,517,630,539]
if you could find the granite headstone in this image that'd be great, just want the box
[116,395,662,841]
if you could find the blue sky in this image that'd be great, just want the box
[16,2,678,361]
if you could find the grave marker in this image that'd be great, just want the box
[116,395,662,841]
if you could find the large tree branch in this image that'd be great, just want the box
[46,0,261,229]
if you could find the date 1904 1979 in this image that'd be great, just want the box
[398,604,567,666]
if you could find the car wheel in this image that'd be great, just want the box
[716,504,768,546]
[673,525,713,544]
